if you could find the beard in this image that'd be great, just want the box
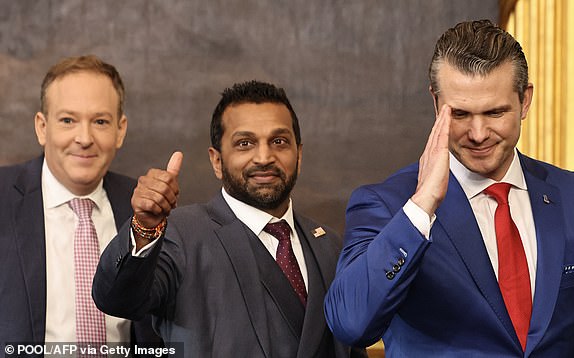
[221,161,298,212]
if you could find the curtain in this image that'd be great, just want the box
[502,0,574,170]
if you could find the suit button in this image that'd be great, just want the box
[115,255,123,267]
[386,271,395,280]
[393,264,401,273]
[397,257,405,266]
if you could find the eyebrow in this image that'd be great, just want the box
[54,110,114,118]
[450,105,512,114]
[231,128,293,138]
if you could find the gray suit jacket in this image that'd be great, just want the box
[0,156,160,354]
[93,192,365,358]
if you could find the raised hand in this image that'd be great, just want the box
[132,151,183,229]
[411,104,451,216]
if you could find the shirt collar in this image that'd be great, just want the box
[221,187,295,235]
[449,148,527,200]
[41,158,106,211]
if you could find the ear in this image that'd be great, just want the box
[296,144,303,175]
[116,115,128,148]
[208,147,223,180]
[520,84,534,120]
[429,86,439,116]
[34,112,47,146]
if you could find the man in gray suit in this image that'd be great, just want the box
[93,80,365,358]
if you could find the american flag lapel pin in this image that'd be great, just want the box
[312,227,326,238]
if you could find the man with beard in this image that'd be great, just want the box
[93,81,366,358]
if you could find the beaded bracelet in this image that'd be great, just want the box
[131,216,167,241]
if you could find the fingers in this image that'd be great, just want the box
[412,104,451,216]
[137,170,180,207]
[131,152,183,228]
[167,151,184,175]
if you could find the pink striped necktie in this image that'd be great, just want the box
[69,198,107,355]
[484,183,531,351]
[264,220,307,306]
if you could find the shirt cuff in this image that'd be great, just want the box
[403,199,436,240]
[130,228,160,257]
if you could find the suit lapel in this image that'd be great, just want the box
[294,216,334,358]
[103,173,134,231]
[207,194,271,358]
[519,156,565,355]
[435,173,517,343]
[13,157,47,342]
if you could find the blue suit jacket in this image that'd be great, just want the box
[325,153,574,357]
[0,156,160,353]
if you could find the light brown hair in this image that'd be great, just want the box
[40,55,125,117]
[429,19,529,103]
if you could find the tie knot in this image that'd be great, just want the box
[69,198,95,219]
[263,220,291,242]
[484,182,512,205]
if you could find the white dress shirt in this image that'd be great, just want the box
[404,149,537,296]
[131,188,309,290]
[221,188,309,289]
[42,160,130,343]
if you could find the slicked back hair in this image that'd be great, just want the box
[40,55,125,118]
[429,19,529,103]
[210,80,301,151]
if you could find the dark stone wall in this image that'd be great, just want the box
[0,1,497,233]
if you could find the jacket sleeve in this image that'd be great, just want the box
[324,184,432,347]
[92,218,184,321]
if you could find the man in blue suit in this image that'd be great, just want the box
[325,19,574,357]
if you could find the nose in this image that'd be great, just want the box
[253,143,275,165]
[74,122,94,147]
[467,116,490,144]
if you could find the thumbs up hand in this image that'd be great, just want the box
[132,151,183,229]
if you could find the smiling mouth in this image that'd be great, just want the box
[466,144,496,155]
[70,153,98,160]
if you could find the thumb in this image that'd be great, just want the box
[166,151,183,175]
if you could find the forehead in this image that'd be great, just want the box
[45,72,119,112]
[436,61,519,110]
[221,102,293,136]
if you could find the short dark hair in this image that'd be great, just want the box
[210,80,301,151]
[429,19,529,103]
[41,55,125,117]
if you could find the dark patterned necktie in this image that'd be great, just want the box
[264,220,307,306]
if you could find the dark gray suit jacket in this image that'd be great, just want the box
[0,156,160,354]
[93,192,365,358]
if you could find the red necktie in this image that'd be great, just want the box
[69,198,107,355]
[484,183,531,351]
[264,220,307,306]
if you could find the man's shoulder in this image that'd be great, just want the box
[0,157,43,190]
[350,162,419,203]
[519,153,574,182]
[104,171,137,191]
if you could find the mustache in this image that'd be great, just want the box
[244,164,284,178]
